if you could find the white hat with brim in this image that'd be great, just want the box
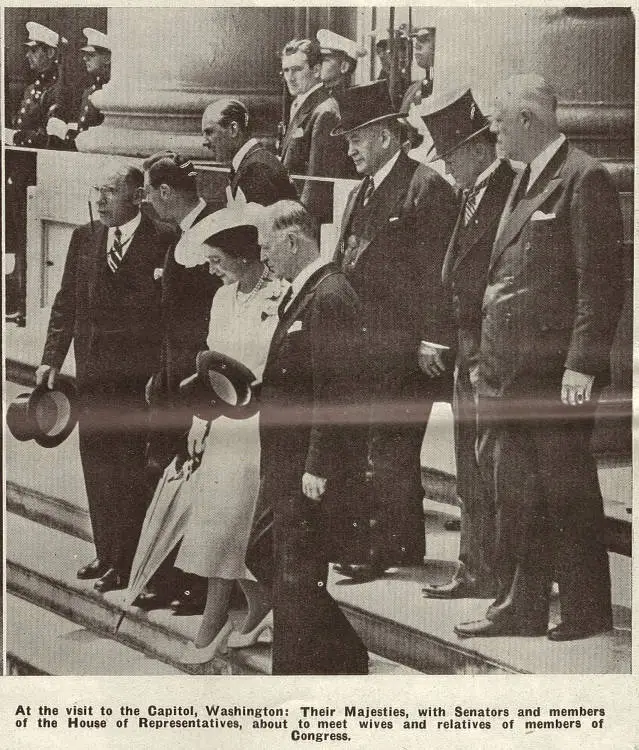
[174,202,266,268]
[317,29,366,63]
[24,21,64,48]
[81,27,111,52]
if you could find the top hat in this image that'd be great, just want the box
[179,350,258,421]
[7,377,78,448]
[81,28,111,53]
[24,21,65,49]
[317,29,366,63]
[419,87,490,162]
[331,80,401,136]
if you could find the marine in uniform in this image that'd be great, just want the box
[10,22,64,149]
[316,29,366,97]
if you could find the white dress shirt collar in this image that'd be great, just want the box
[179,197,207,232]
[289,83,323,121]
[371,149,401,191]
[232,138,259,172]
[528,133,566,192]
[286,256,330,311]
[107,211,141,256]
[473,158,503,189]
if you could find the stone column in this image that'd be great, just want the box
[76,7,300,158]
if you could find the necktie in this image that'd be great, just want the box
[362,176,375,207]
[107,228,124,273]
[228,165,236,183]
[510,164,531,213]
[463,176,490,225]
[278,286,293,318]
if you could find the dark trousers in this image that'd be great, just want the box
[79,411,151,576]
[368,410,430,565]
[477,396,612,630]
[270,481,368,675]
[453,364,495,585]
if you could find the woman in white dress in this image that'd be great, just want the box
[174,206,286,662]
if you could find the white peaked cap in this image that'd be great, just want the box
[317,29,366,62]
[81,28,111,52]
[175,200,267,268]
[25,21,63,48]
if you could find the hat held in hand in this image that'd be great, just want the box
[179,350,258,421]
[7,377,78,448]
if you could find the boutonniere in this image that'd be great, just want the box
[291,127,304,139]
[261,279,289,321]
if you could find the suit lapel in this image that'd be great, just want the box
[270,264,338,356]
[88,223,108,302]
[452,162,515,275]
[232,143,262,193]
[281,87,328,156]
[490,144,569,269]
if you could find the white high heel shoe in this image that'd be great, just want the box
[227,610,273,649]
[180,620,233,664]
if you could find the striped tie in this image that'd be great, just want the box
[463,177,489,225]
[362,176,375,206]
[107,228,124,273]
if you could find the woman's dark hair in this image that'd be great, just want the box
[205,225,260,261]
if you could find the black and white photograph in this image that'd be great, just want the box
[2,3,635,743]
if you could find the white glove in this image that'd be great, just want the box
[187,416,209,458]
[46,117,69,140]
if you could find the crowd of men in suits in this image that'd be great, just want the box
[13,20,624,672]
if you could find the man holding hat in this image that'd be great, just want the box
[36,163,173,594]
[10,21,66,148]
[332,80,458,581]
[400,27,436,114]
[316,29,366,97]
[419,87,515,600]
[48,28,112,149]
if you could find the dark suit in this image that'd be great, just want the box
[229,141,298,205]
[41,214,172,575]
[147,203,220,466]
[441,160,515,589]
[334,150,458,565]
[478,141,624,630]
[280,86,352,223]
[260,263,368,674]
[399,77,433,114]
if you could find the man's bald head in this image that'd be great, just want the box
[491,74,561,162]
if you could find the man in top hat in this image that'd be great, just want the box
[201,98,298,206]
[259,199,369,674]
[418,87,515,600]
[278,38,352,223]
[400,27,436,114]
[47,28,112,149]
[455,74,624,641]
[10,21,67,148]
[36,163,173,594]
[332,80,458,581]
[316,29,366,97]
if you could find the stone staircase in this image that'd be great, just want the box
[5,376,632,677]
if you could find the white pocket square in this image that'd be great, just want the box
[388,216,400,223]
[287,320,303,333]
[291,127,304,139]
[531,210,556,221]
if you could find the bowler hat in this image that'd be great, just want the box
[7,378,78,448]
[331,80,401,136]
[420,87,490,162]
[179,350,258,421]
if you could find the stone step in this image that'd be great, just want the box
[7,511,630,675]
[6,513,419,676]
[6,595,183,676]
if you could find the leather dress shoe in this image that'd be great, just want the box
[77,558,108,580]
[454,618,546,639]
[132,589,171,612]
[422,578,496,599]
[333,563,387,582]
[547,621,612,642]
[444,518,461,532]
[94,568,128,593]
[171,589,206,616]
